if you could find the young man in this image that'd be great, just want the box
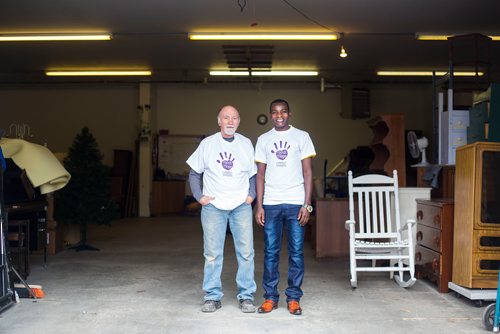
[254,99,316,316]
[186,105,257,313]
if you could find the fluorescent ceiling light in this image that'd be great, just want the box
[0,34,111,41]
[210,70,318,76]
[190,33,338,41]
[377,71,484,77]
[416,33,500,41]
[46,70,151,76]
[210,71,250,76]
[251,71,318,76]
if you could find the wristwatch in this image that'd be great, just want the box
[303,204,313,213]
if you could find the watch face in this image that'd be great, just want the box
[257,114,268,125]
[305,205,313,213]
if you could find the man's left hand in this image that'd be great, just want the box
[297,207,310,226]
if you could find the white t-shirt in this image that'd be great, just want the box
[186,132,257,210]
[255,125,316,205]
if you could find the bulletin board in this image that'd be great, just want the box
[157,133,204,176]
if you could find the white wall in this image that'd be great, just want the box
[0,82,434,176]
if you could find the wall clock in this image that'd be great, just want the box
[257,114,268,125]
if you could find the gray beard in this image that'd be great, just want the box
[223,127,236,136]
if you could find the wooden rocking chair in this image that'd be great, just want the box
[345,170,416,288]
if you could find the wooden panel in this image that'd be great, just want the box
[473,229,500,252]
[151,180,186,215]
[416,245,450,293]
[367,114,406,186]
[314,199,350,258]
[452,143,477,288]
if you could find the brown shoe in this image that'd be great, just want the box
[257,299,278,313]
[287,300,302,315]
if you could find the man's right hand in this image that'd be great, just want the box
[255,206,265,226]
[199,195,215,206]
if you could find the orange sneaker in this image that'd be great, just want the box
[257,299,278,313]
[287,300,302,315]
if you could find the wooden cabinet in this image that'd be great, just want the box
[415,199,454,293]
[151,180,186,215]
[313,199,350,258]
[367,114,406,186]
[452,142,500,288]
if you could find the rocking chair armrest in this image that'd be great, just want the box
[398,219,416,232]
[345,219,356,230]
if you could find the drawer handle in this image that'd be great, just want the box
[417,210,423,221]
[415,252,422,262]
[416,231,423,241]
[433,214,441,225]
[432,258,439,271]
[433,236,440,248]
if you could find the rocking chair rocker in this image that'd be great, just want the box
[345,170,416,288]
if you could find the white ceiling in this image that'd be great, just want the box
[0,0,499,84]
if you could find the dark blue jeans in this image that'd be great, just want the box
[262,204,305,303]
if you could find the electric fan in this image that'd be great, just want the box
[407,131,430,167]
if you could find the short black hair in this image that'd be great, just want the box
[269,99,290,113]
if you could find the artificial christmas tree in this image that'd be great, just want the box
[55,127,118,251]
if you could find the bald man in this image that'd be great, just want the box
[186,105,257,313]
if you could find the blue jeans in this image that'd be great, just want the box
[201,202,256,301]
[262,204,305,302]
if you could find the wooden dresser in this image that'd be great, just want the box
[415,198,454,292]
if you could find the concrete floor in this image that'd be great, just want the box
[0,215,490,334]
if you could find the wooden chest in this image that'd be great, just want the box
[415,198,454,292]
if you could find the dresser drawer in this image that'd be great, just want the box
[416,245,441,276]
[417,224,442,252]
[417,202,443,229]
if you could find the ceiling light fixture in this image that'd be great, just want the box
[251,71,318,76]
[339,33,347,58]
[189,33,338,41]
[416,33,500,41]
[377,71,484,77]
[0,34,112,41]
[209,70,318,76]
[339,46,348,58]
[209,71,250,76]
[46,70,151,76]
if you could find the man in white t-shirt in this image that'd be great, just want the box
[254,99,316,316]
[186,105,257,313]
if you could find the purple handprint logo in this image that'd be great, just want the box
[217,152,235,170]
[271,141,290,160]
